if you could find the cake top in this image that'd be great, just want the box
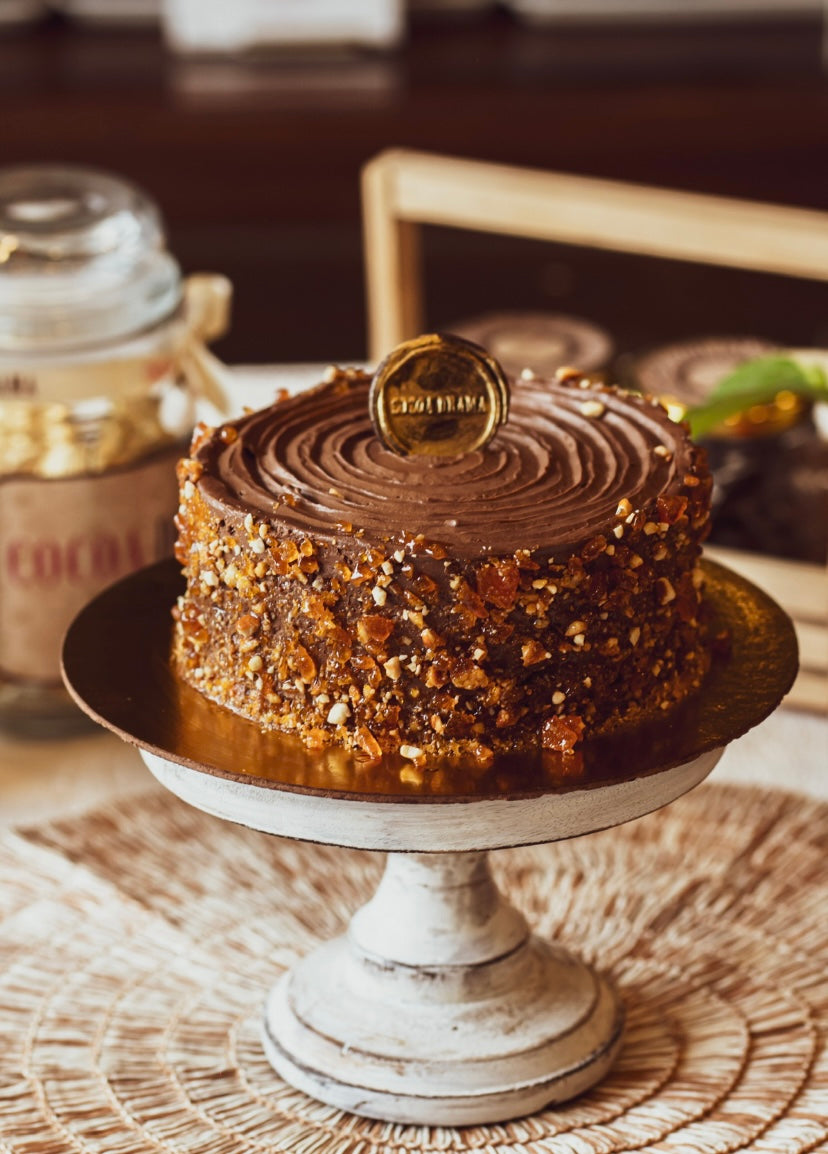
[193,369,698,561]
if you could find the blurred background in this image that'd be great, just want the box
[2,0,827,365]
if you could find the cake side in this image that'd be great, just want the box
[171,370,713,765]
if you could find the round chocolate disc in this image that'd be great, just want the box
[369,333,509,458]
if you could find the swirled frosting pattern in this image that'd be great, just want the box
[196,375,693,559]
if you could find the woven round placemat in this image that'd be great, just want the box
[0,780,825,1153]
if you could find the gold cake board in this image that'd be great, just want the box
[0,780,825,1153]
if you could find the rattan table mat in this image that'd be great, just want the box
[0,781,825,1153]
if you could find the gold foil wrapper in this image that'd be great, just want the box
[369,333,509,458]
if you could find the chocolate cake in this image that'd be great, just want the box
[172,366,713,765]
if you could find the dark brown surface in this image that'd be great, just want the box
[61,558,797,802]
[2,12,827,364]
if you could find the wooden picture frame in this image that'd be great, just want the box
[361,149,827,711]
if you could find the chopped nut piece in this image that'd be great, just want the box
[555,365,581,382]
[615,498,632,518]
[552,690,566,705]
[372,585,387,606]
[565,620,587,637]
[356,726,382,759]
[522,640,550,666]
[654,444,673,460]
[357,614,394,645]
[247,654,263,673]
[613,524,624,539]
[450,658,489,689]
[383,656,402,680]
[291,644,317,683]
[541,714,585,752]
[400,744,424,760]
[657,577,677,604]
[572,634,585,647]
[250,537,266,554]
[476,560,519,609]
[236,614,260,637]
[201,570,218,588]
[629,626,641,646]
[327,702,350,725]
[580,399,605,418]
[581,535,607,561]
[643,521,659,535]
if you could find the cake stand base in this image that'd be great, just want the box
[262,851,624,1125]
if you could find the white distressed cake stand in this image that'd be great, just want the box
[141,746,722,1124]
[62,558,797,1127]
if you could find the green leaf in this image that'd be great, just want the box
[685,354,828,439]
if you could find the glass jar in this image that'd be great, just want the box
[0,165,231,736]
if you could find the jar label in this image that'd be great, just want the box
[0,447,181,685]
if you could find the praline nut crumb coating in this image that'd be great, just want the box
[172,369,713,763]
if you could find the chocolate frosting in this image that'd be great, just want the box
[196,375,694,560]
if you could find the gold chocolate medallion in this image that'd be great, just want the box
[370,333,509,457]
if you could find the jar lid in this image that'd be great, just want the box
[0,165,182,352]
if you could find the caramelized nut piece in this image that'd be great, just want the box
[236,614,260,637]
[291,644,317,683]
[356,726,383,760]
[358,615,394,645]
[541,714,585,751]
[476,560,519,609]
[521,640,550,666]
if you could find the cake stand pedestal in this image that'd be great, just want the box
[62,558,797,1126]
[262,850,622,1125]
